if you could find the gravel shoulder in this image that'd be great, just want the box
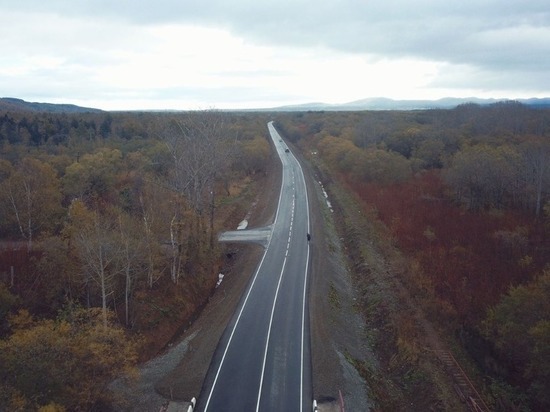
[114,136,371,411]
[299,149,372,411]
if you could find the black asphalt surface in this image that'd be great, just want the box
[196,122,312,412]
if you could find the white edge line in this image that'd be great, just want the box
[300,161,311,412]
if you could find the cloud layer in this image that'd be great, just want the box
[1,1,548,109]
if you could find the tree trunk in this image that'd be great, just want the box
[125,265,130,326]
[139,195,155,289]
[170,213,182,284]
[24,180,33,251]
[99,246,108,328]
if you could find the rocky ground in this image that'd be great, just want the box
[113,141,373,411]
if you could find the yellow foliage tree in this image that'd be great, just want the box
[0,307,139,411]
[239,136,270,175]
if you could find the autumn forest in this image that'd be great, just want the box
[1,103,549,411]
[276,102,550,411]
[0,109,273,410]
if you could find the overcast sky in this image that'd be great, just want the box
[1,0,549,110]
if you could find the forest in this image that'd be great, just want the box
[0,109,272,410]
[1,102,549,411]
[275,102,550,411]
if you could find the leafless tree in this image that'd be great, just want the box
[2,158,62,251]
[139,193,158,289]
[521,138,550,217]
[117,213,143,326]
[162,111,236,282]
[70,202,122,327]
[165,111,233,212]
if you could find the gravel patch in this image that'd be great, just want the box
[110,331,198,411]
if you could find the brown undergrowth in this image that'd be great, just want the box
[312,160,468,411]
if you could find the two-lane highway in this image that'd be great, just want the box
[196,122,312,411]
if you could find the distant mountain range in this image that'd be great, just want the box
[274,97,550,111]
[0,97,102,113]
[2,96,550,113]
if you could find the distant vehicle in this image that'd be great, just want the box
[285,148,290,153]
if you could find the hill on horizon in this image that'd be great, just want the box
[0,97,102,113]
[273,96,550,111]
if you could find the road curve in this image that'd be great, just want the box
[195,122,312,411]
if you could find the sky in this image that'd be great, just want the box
[0,0,549,110]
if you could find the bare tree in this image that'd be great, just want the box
[521,138,550,217]
[165,111,233,212]
[117,213,143,326]
[69,200,122,326]
[2,158,62,251]
[139,193,158,289]
[162,111,236,282]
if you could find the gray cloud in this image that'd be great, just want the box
[1,0,549,107]
[6,1,549,53]
[15,0,545,70]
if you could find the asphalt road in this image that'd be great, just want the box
[196,122,312,411]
